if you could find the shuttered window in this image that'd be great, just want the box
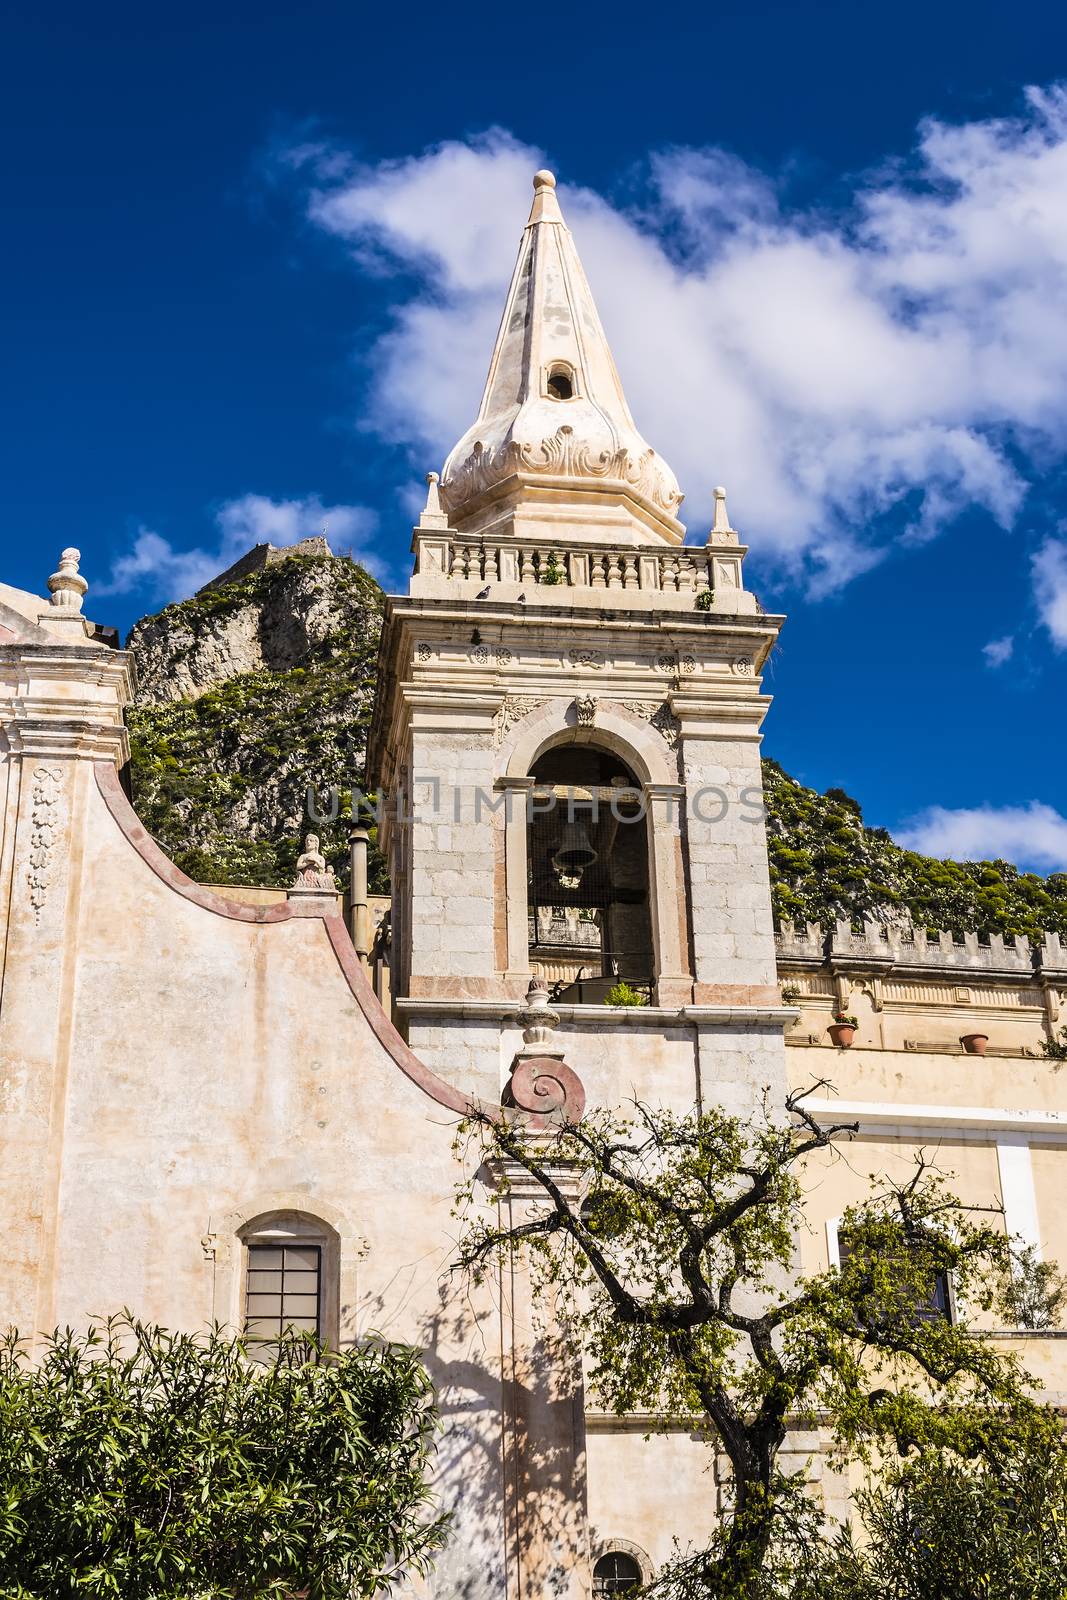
[838,1228,952,1325]
[244,1241,322,1358]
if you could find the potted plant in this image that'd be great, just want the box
[828,1012,858,1047]
[960,1032,990,1055]
[604,981,649,1008]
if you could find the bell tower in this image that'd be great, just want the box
[367,170,790,1123]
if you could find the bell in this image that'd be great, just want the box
[551,820,597,884]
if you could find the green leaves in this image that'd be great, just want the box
[0,1316,447,1600]
[763,758,1067,939]
[455,1094,1055,1595]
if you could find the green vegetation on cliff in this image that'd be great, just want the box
[126,552,385,890]
[764,760,1067,940]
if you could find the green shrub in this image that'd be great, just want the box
[0,1314,447,1599]
[604,980,649,1007]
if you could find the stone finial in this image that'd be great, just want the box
[424,471,442,516]
[513,974,563,1058]
[47,548,88,613]
[505,976,587,1123]
[292,832,337,892]
[708,486,735,543]
[416,470,449,531]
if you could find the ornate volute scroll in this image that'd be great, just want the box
[503,975,587,1125]
[504,1056,587,1127]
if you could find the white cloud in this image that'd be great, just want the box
[98,494,383,604]
[982,634,1015,667]
[1032,536,1067,648]
[294,89,1067,595]
[898,801,1067,871]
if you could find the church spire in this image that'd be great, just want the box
[440,171,684,545]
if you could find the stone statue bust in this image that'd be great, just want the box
[293,833,336,891]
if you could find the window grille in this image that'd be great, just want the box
[244,1241,322,1358]
[593,1552,642,1594]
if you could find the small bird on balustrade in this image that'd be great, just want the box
[475,585,490,599]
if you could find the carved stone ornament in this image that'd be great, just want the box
[441,425,683,518]
[732,657,754,676]
[469,643,490,666]
[574,693,598,728]
[679,653,696,675]
[47,547,88,613]
[504,1056,587,1126]
[495,646,513,667]
[415,641,433,665]
[494,695,549,746]
[513,975,563,1056]
[567,645,605,670]
[619,700,681,749]
[27,764,62,923]
[293,833,337,892]
[654,652,677,674]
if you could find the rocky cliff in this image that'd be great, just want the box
[126,550,384,889]
[124,557,1067,938]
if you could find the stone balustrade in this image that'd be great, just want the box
[776,918,1067,978]
[410,527,756,612]
[448,539,717,594]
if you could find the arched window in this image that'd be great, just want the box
[593,1551,642,1594]
[527,743,653,1002]
[546,362,575,400]
[239,1210,340,1361]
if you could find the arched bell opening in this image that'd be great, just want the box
[527,743,653,1004]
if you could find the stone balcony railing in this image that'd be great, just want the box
[776,919,1067,979]
[410,527,759,615]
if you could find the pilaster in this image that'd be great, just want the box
[0,613,133,1340]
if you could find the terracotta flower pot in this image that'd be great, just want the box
[828,1023,857,1048]
[961,1033,989,1055]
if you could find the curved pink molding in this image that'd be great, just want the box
[93,760,490,1118]
[95,762,293,923]
[322,918,487,1118]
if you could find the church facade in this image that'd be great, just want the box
[2,170,1067,1598]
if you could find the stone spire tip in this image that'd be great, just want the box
[527,168,563,225]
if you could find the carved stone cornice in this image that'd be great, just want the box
[441,426,684,521]
[669,689,774,740]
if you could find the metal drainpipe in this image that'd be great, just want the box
[349,823,370,965]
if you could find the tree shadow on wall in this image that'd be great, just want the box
[414,1279,590,1600]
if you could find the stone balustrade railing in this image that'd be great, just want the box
[411,527,754,609]
[447,539,717,594]
[776,919,1067,978]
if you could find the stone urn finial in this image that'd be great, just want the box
[504,973,587,1125]
[513,974,563,1059]
[47,548,88,613]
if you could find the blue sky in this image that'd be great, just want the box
[4,0,1067,869]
